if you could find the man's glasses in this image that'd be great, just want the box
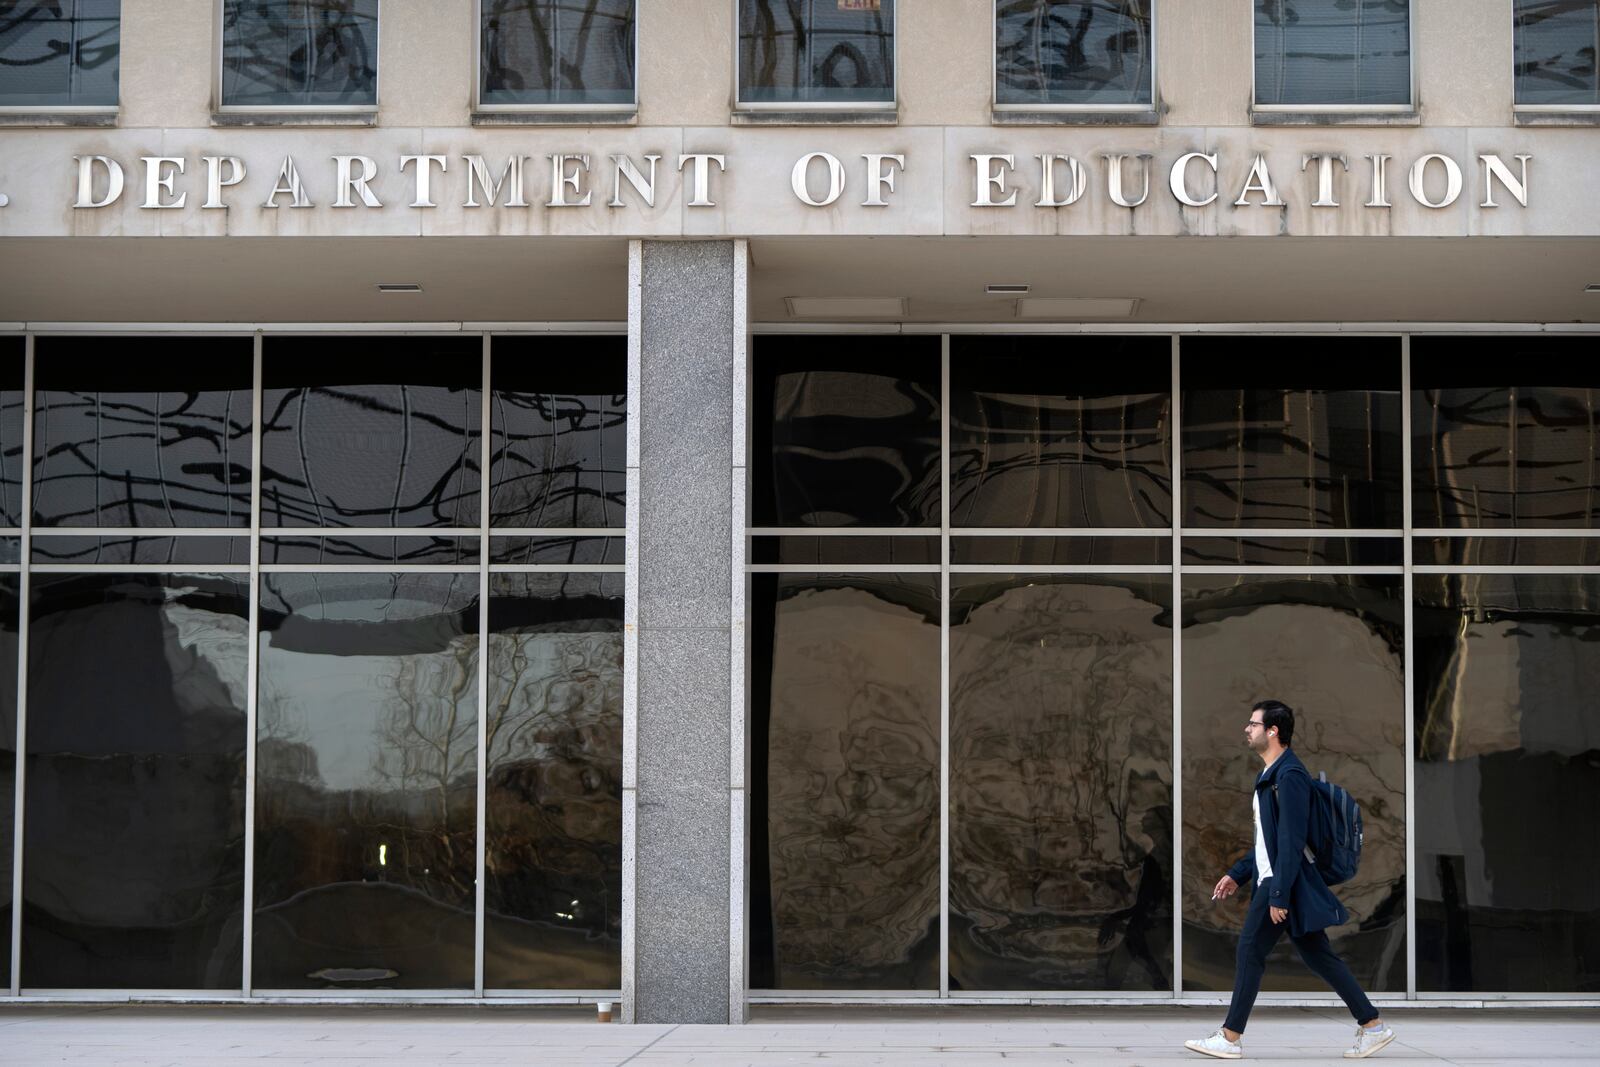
[1244,720,1267,731]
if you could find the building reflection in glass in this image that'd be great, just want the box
[949,574,1172,990]
[1181,574,1406,993]
[484,572,622,989]
[0,340,24,527]
[252,573,478,990]
[750,573,940,989]
[0,576,18,987]
[1414,574,1600,992]
[752,337,941,529]
[949,337,1172,529]
[1182,338,1402,529]
[260,338,482,529]
[31,338,254,529]
[22,573,247,988]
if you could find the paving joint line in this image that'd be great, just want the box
[612,1023,681,1066]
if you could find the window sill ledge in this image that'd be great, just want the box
[1250,109,1420,127]
[471,110,637,127]
[992,108,1159,127]
[731,108,898,126]
[1514,110,1600,126]
[0,111,117,127]
[210,111,378,128]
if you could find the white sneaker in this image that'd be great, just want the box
[1185,1028,1243,1059]
[1344,1023,1396,1058]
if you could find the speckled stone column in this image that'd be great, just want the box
[624,240,747,1025]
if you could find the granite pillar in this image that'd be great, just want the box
[624,240,747,1024]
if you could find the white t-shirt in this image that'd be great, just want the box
[1253,787,1275,883]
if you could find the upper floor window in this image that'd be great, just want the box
[1514,1,1600,107]
[1254,0,1411,109]
[219,0,377,109]
[995,1,1153,108]
[738,0,894,108]
[479,1,635,108]
[0,0,120,109]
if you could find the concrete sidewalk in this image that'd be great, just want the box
[0,1005,1591,1066]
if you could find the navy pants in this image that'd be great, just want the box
[1224,879,1379,1034]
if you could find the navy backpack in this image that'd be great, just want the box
[1304,770,1364,886]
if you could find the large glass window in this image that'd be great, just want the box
[0,0,119,108]
[32,338,253,529]
[253,572,479,990]
[1514,1,1600,107]
[949,573,1172,991]
[1414,574,1600,992]
[0,575,16,988]
[479,0,636,108]
[0,339,23,528]
[738,0,895,106]
[220,0,378,109]
[261,338,482,529]
[995,1,1153,108]
[23,573,248,988]
[1180,574,1407,994]
[1253,0,1412,108]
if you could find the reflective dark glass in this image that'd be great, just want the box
[220,0,378,107]
[0,340,21,527]
[0,576,16,987]
[738,0,895,104]
[261,535,480,566]
[0,537,16,564]
[753,336,940,528]
[480,1,636,106]
[750,573,940,989]
[490,338,625,529]
[1181,574,1406,993]
[996,1,1153,106]
[1514,1,1600,106]
[750,536,937,566]
[484,573,622,989]
[261,337,482,528]
[950,336,1172,529]
[951,535,1170,567]
[22,573,247,988]
[1181,536,1404,567]
[1412,338,1600,528]
[1254,0,1411,107]
[1182,337,1403,529]
[32,536,249,566]
[489,535,624,566]
[949,574,1172,991]
[0,0,119,107]
[253,573,479,990]
[1414,574,1600,992]
[1413,536,1600,567]
[32,338,253,529]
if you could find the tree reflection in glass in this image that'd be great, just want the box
[1414,574,1600,992]
[0,576,17,987]
[949,574,1172,991]
[253,572,478,990]
[0,339,22,527]
[484,573,622,989]
[1181,574,1406,993]
[751,574,940,989]
[220,0,378,107]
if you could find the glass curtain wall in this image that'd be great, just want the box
[1,333,624,996]
[750,333,1597,998]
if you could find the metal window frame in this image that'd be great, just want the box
[1248,0,1418,113]
[990,0,1158,113]
[213,0,382,114]
[740,322,1600,1008]
[732,0,900,112]
[472,0,640,113]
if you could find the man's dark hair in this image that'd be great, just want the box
[1252,699,1295,746]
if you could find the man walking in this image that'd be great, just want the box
[1184,700,1396,1060]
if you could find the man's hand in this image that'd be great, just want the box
[1270,906,1289,924]
[1212,875,1238,900]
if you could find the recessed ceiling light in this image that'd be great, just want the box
[376,283,423,293]
[1017,297,1141,319]
[785,296,907,319]
[1586,284,1600,293]
[986,283,1031,295]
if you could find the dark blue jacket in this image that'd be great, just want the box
[1225,748,1349,937]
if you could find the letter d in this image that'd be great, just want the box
[75,155,125,208]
